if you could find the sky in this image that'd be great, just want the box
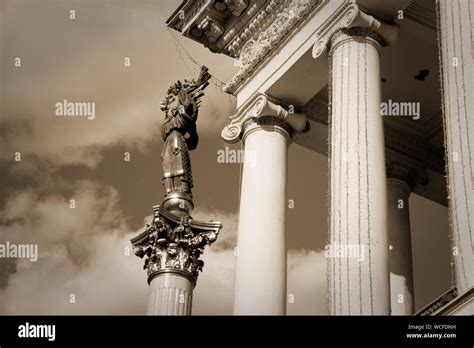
[0,0,453,314]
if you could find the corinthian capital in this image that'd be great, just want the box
[312,3,400,59]
[221,94,309,143]
[131,206,222,284]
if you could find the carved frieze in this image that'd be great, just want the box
[168,0,323,92]
[223,0,322,93]
[224,0,282,56]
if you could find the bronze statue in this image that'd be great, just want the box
[159,66,211,215]
[131,66,221,288]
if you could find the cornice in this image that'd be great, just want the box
[219,0,284,56]
[223,0,324,94]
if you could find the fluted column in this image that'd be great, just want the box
[313,5,399,315]
[222,95,308,315]
[437,0,474,294]
[329,28,389,315]
[148,273,193,315]
[387,178,413,315]
[386,159,427,315]
[236,119,289,315]
[386,160,417,315]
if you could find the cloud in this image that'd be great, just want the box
[287,249,328,315]
[0,181,148,314]
[0,182,239,314]
[193,248,236,315]
[0,0,236,168]
[194,248,328,315]
[0,185,327,315]
[192,207,239,251]
[192,210,328,315]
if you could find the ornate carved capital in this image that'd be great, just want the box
[386,154,429,189]
[131,206,222,284]
[312,3,399,59]
[221,94,309,143]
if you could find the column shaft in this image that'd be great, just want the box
[387,178,414,315]
[148,273,193,315]
[328,29,390,315]
[233,122,289,315]
[437,0,474,293]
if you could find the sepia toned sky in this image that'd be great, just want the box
[0,0,452,314]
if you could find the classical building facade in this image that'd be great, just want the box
[166,0,473,315]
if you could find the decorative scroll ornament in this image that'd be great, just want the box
[221,94,308,143]
[312,3,400,59]
[131,206,222,284]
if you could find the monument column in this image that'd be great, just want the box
[222,95,308,315]
[313,5,399,315]
[131,67,222,316]
[437,0,474,293]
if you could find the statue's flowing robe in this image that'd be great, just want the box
[161,108,198,196]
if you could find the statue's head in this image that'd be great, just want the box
[159,66,211,118]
